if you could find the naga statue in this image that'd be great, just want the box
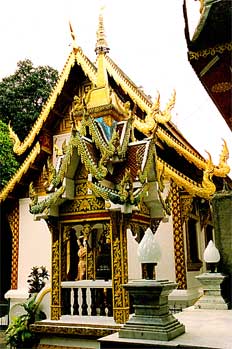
[132,90,176,138]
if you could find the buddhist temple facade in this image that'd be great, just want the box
[0,9,231,343]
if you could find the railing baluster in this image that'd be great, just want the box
[61,280,113,317]
[78,287,83,315]
[86,287,91,315]
[70,287,74,315]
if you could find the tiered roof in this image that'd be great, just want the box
[0,9,230,208]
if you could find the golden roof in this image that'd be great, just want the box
[0,10,230,204]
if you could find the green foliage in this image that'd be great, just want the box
[5,295,46,348]
[0,120,19,188]
[0,59,58,141]
[27,266,49,294]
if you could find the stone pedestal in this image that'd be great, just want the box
[119,279,185,341]
[195,273,228,310]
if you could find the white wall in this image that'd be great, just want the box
[18,198,51,290]
[127,228,142,280]
[155,215,176,282]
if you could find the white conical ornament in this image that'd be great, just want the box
[137,227,161,263]
[203,240,220,263]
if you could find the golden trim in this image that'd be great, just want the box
[10,52,76,156]
[157,154,216,200]
[75,48,97,85]
[189,42,232,60]
[48,218,61,321]
[211,82,232,93]
[8,203,19,290]
[0,142,41,202]
[157,128,230,177]
[104,54,229,179]
[171,182,187,289]
[95,6,109,54]
[111,212,129,324]
[105,55,151,113]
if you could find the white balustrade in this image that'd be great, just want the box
[61,280,112,317]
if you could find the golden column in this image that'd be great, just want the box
[171,181,187,289]
[111,212,130,324]
[8,202,19,290]
[47,217,61,320]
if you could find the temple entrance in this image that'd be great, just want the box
[61,221,113,318]
[62,221,112,282]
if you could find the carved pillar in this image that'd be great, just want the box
[111,212,129,324]
[46,217,61,320]
[8,202,19,290]
[171,182,187,289]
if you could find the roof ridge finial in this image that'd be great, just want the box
[69,21,78,51]
[95,6,110,55]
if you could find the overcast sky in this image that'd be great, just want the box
[0,0,231,176]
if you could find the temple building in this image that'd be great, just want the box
[0,7,231,347]
[184,0,232,131]
[184,0,232,305]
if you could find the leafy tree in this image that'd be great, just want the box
[0,120,19,188]
[0,59,58,141]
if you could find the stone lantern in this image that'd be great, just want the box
[119,227,185,341]
[195,240,228,310]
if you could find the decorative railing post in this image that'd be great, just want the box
[47,217,61,320]
[111,212,129,324]
[8,202,19,290]
[171,181,187,289]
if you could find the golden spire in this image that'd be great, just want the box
[69,21,78,50]
[95,6,110,54]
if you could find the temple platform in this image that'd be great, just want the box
[100,307,232,349]
[31,307,232,349]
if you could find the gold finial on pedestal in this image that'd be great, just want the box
[69,21,78,50]
[95,6,110,55]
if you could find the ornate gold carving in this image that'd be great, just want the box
[157,152,216,199]
[47,218,61,320]
[87,249,94,280]
[95,6,109,54]
[132,91,176,137]
[62,226,71,279]
[105,53,224,183]
[32,323,119,338]
[29,183,65,215]
[171,181,187,290]
[156,128,230,177]
[217,139,230,177]
[180,195,193,223]
[189,42,232,60]
[111,213,129,324]
[75,182,88,196]
[0,142,41,203]
[8,203,19,290]
[60,196,105,213]
[211,82,232,93]
[42,157,56,191]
